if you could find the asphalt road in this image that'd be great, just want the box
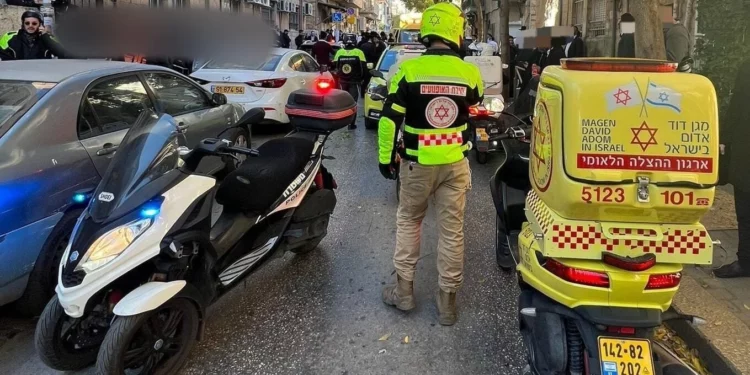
[0,109,526,374]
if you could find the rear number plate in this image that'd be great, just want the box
[212,85,245,95]
[476,129,489,141]
[598,337,654,375]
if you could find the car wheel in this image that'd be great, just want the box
[223,127,250,173]
[13,209,83,316]
[365,118,378,130]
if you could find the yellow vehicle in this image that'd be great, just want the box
[391,13,422,44]
[490,59,718,375]
[363,43,426,129]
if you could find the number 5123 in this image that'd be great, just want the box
[581,187,625,203]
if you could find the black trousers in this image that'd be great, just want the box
[736,188,750,267]
[340,81,360,125]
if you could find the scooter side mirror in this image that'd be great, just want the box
[236,108,266,127]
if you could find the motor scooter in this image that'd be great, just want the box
[35,78,353,374]
[491,58,719,375]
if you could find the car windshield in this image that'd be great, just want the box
[89,111,181,222]
[399,30,420,43]
[203,54,282,71]
[379,51,398,72]
[0,80,55,137]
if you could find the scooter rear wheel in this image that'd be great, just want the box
[34,296,102,371]
[96,297,199,375]
[495,214,515,270]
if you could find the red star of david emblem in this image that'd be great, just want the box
[631,121,658,151]
[434,105,450,120]
[532,122,547,170]
[613,88,632,106]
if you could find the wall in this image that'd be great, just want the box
[0,5,26,34]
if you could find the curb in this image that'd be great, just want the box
[667,306,742,375]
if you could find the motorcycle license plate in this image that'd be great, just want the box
[212,85,245,95]
[476,129,489,141]
[598,337,654,375]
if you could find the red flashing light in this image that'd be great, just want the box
[602,253,656,272]
[544,259,610,288]
[469,105,494,117]
[607,326,636,335]
[315,79,334,93]
[561,59,677,73]
[247,78,287,88]
[645,272,682,290]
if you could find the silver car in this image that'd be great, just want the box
[0,60,249,315]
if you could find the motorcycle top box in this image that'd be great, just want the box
[526,58,719,265]
[285,81,357,133]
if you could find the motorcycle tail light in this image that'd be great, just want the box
[469,105,494,117]
[247,78,287,88]
[606,326,636,335]
[645,272,682,290]
[543,259,610,288]
[602,253,656,271]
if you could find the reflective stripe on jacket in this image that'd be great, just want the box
[377,49,484,166]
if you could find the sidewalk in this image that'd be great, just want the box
[671,186,750,374]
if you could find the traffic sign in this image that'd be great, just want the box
[346,7,355,15]
[347,15,356,24]
[332,12,343,22]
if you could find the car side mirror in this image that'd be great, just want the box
[211,93,227,106]
[370,70,384,79]
[237,108,266,127]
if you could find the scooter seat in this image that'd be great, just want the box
[216,137,315,213]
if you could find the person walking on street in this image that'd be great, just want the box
[486,35,499,56]
[295,30,304,50]
[0,10,66,60]
[377,2,483,326]
[714,58,750,278]
[566,26,586,58]
[312,31,334,68]
[280,29,291,48]
[333,38,367,130]
[664,15,690,63]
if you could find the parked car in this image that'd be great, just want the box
[190,48,328,125]
[0,60,248,315]
[363,43,425,129]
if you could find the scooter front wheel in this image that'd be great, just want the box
[96,297,199,375]
[34,295,102,371]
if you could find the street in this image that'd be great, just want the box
[0,110,526,375]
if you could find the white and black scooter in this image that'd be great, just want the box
[35,81,355,374]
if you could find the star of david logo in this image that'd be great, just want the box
[429,14,440,26]
[434,105,450,120]
[631,121,658,151]
[532,121,547,170]
[658,92,669,102]
[613,88,632,106]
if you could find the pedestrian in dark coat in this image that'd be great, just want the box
[715,58,750,278]
[566,26,586,58]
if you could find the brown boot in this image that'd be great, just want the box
[436,289,457,326]
[382,275,416,311]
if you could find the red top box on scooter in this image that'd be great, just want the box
[285,79,357,133]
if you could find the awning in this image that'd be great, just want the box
[317,1,345,10]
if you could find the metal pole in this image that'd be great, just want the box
[298,0,304,32]
[611,0,617,56]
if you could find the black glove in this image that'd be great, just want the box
[379,163,397,180]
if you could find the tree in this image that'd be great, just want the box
[402,0,435,12]
[630,0,666,59]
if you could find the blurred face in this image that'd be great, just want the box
[23,17,40,34]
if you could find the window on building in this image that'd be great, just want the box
[290,12,299,30]
[572,0,584,30]
[261,7,272,24]
[588,0,606,37]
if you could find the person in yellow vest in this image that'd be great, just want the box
[377,2,483,326]
[333,37,366,129]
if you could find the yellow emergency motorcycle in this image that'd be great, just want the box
[490,59,718,375]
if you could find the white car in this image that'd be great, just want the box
[190,48,325,124]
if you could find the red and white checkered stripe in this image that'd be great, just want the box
[550,225,709,255]
[418,133,463,146]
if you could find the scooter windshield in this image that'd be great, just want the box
[89,111,181,222]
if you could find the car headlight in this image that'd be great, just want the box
[367,82,387,97]
[483,97,505,113]
[75,218,151,273]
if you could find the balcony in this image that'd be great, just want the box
[361,1,377,18]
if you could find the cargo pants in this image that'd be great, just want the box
[394,157,472,293]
